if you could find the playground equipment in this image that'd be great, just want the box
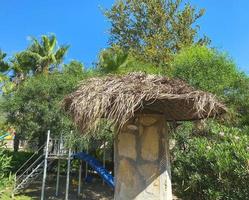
[0,133,9,141]
[13,130,113,200]
[73,152,114,188]
[0,132,15,148]
[0,132,14,141]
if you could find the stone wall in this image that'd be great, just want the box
[114,114,172,200]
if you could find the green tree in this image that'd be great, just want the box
[105,0,208,68]
[0,50,14,93]
[13,34,69,75]
[170,45,249,127]
[171,45,238,96]
[2,61,85,148]
[169,45,249,199]
[0,50,9,73]
[98,46,129,73]
[0,35,69,91]
[97,46,164,74]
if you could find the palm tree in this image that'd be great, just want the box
[0,50,10,73]
[98,46,128,73]
[1,35,69,90]
[14,34,69,74]
[0,50,14,93]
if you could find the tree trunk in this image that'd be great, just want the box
[13,136,20,152]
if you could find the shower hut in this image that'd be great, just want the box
[63,72,226,200]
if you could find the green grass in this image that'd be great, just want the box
[0,176,32,200]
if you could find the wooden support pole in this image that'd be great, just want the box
[55,159,60,196]
[164,124,172,199]
[41,130,50,200]
[65,147,71,200]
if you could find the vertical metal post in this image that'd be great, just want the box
[65,148,71,200]
[55,159,60,196]
[85,144,89,179]
[65,131,72,200]
[77,160,82,196]
[56,133,62,196]
[41,130,50,200]
[59,133,63,155]
[102,141,106,185]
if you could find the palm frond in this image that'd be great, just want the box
[48,34,57,52]
[54,45,69,63]
[42,35,51,53]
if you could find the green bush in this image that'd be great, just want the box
[172,121,249,200]
[4,151,35,173]
[0,144,11,179]
[0,144,12,197]
[0,178,32,200]
[171,45,238,96]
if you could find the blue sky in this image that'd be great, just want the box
[0,0,249,73]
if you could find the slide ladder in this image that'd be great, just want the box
[14,155,45,192]
[13,144,53,194]
[73,152,114,189]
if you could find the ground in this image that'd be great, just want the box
[16,174,114,200]
[14,174,179,199]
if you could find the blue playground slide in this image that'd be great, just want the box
[73,152,114,189]
[0,133,10,141]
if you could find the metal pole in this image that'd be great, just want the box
[102,141,106,185]
[55,159,60,196]
[59,133,63,155]
[85,144,89,179]
[41,130,50,200]
[77,160,82,196]
[65,131,72,200]
[65,148,71,200]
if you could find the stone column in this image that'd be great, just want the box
[114,114,172,200]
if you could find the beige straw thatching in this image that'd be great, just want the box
[63,72,226,133]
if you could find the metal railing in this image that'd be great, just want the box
[13,132,72,197]
[15,143,46,176]
[15,154,44,183]
[48,138,68,156]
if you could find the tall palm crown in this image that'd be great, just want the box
[29,35,69,73]
[0,35,69,87]
[0,50,10,73]
[14,35,69,74]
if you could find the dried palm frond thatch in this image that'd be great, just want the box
[63,72,226,133]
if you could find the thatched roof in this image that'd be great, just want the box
[63,72,226,132]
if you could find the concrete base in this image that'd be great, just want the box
[114,114,172,200]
